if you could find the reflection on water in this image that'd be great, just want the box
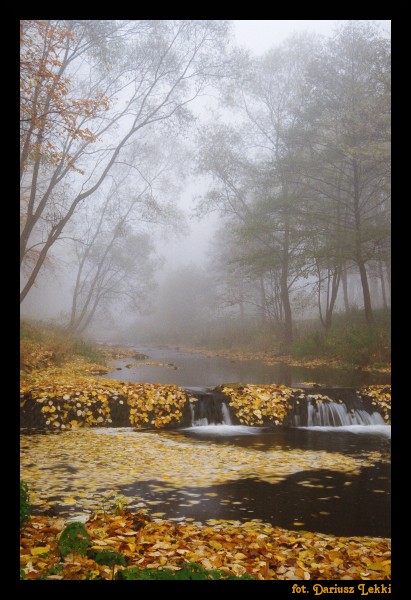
[101,345,391,388]
[182,425,261,435]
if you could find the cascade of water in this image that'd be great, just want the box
[221,402,232,425]
[184,388,388,429]
[288,395,386,427]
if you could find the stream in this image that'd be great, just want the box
[20,345,391,538]
[102,345,391,388]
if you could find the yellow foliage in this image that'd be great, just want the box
[358,385,391,423]
[222,384,294,426]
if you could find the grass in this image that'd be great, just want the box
[135,308,390,370]
[116,562,255,580]
[291,309,391,367]
[20,480,30,529]
[20,319,104,372]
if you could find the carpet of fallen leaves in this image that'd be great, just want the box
[223,385,294,426]
[20,513,390,580]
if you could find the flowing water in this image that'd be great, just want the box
[20,346,391,538]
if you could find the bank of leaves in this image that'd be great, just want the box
[20,378,188,430]
[222,384,294,426]
[20,513,390,580]
[358,386,391,423]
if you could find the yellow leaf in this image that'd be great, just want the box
[31,546,50,555]
[369,561,390,571]
[63,497,76,504]
[231,564,247,576]
[91,541,108,547]
[201,558,213,570]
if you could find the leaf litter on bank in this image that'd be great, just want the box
[20,513,390,580]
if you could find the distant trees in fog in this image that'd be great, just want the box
[197,22,390,348]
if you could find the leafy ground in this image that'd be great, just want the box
[20,512,390,580]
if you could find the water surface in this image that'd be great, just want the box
[102,345,390,388]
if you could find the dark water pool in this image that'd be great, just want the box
[21,425,390,538]
[101,345,390,388]
[115,427,391,538]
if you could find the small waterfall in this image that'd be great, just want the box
[221,402,232,425]
[286,394,386,427]
[186,388,235,427]
[184,387,387,430]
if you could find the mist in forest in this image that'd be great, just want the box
[20,20,391,353]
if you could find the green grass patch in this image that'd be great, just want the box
[116,562,254,580]
[57,522,91,560]
[291,310,391,367]
[20,480,30,529]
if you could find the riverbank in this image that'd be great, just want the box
[20,321,391,430]
[20,512,390,580]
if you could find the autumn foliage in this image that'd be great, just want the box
[20,20,108,177]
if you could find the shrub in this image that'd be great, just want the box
[57,522,91,560]
[92,549,126,567]
[291,310,391,367]
[292,331,326,358]
[20,480,30,528]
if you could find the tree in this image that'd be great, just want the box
[69,230,158,334]
[67,137,183,333]
[20,20,237,303]
[300,21,391,324]
[197,35,319,348]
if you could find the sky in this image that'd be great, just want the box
[233,20,391,53]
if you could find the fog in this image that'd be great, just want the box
[21,20,391,351]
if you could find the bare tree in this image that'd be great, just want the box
[20,20,237,303]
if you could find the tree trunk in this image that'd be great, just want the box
[341,267,350,313]
[259,275,267,325]
[358,261,374,324]
[385,260,391,306]
[324,266,341,331]
[352,159,374,324]
[378,259,388,310]
[280,210,292,348]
